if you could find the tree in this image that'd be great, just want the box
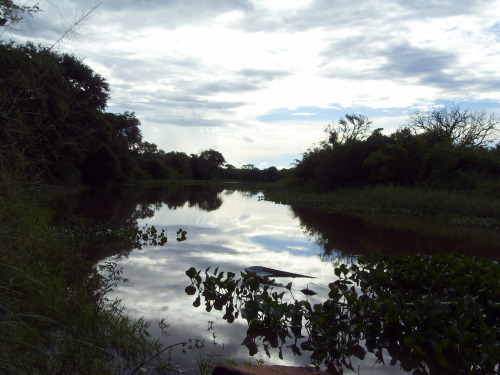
[262,166,279,182]
[58,53,110,111]
[105,112,142,151]
[0,0,40,28]
[0,42,111,181]
[136,141,158,155]
[325,114,372,146]
[406,106,499,148]
[199,149,225,168]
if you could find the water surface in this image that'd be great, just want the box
[72,184,498,373]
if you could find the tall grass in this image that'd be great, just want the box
[262,184,500,229]
[0,181,175,374]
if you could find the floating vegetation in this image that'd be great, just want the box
[186,254,499,374]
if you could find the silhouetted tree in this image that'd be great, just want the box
[193,149,225,179]
[325,114,372,146]
[0,0,40,28]
[199,149,225,168]
[290,110,499,191]
[0,42,111,182]
[406,106,499,148]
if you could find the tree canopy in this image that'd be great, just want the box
[406,106,500,148]
[290,110,499,191]
[0,0,40,27]
[325,114,372,146]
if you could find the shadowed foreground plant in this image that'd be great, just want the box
[0,182,194,374]
[186,254,499,375]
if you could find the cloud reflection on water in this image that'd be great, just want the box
[106,190,343,370]
[96,185,498,374]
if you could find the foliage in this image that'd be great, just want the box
[1,37,283,187]
[0,0,40,28]
[0,181,192,374]
[262,183,500,230]
[406,105,500,148]
[325,114,372,145]
[200,149,226,168]
[0,41,114,183]
[223,165,286,182]
[186,254,499,374]
[290,109,500,192]
[0,39,244,187]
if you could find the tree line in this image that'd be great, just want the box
[0,39,288,187]
[1,0,498,191]
[290,110,499,191]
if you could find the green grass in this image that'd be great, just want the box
[261,184,500,230]
[0,181,178,374]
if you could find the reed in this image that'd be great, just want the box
[0,181,175,374]
[262,184,500,229]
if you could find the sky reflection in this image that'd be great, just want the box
[105,190,353,371]
[95,186,497,374]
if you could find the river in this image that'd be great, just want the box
[69,184,499,374]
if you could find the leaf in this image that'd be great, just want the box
[288,344,302,356]
[403,336,416,349]
[185,285,196,295]
[349,344,365,359]
[413,345,423,356]
[242,337,258,356]
[186,267,197,279]
[223,313,235,323]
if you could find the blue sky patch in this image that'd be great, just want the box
[258,101,500,123]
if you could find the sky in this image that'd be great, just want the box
[3,0,500,168]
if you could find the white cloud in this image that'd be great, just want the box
[4,0,500,167]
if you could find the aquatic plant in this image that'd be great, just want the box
[186,254,499,374]
[261,185,500,230]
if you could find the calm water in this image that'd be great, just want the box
[70,184,498,374]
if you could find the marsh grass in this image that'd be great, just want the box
[262,184,500,229]
[0,181,181,374]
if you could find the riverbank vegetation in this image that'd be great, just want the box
[186,255,499,374]
[287,111,498,191]
[259,109,499,229]
[0,182,183,374]
[1,2,498,374]
[261,184,499,230]
[0,6,194,371]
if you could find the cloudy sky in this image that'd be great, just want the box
[4,0,500,168]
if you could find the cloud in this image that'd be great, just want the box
[98,0,254,31]
[3,0,500,167]
[234,0,483,33]
[238,68,290,81]
[292,112,317,116]
[379,43,457,82]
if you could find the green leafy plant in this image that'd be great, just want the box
[0,181,195,374]
[186,254,499,374]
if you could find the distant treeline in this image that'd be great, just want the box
[0,41,288,187]
[1,41,498,191]
[290,111,499,191]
